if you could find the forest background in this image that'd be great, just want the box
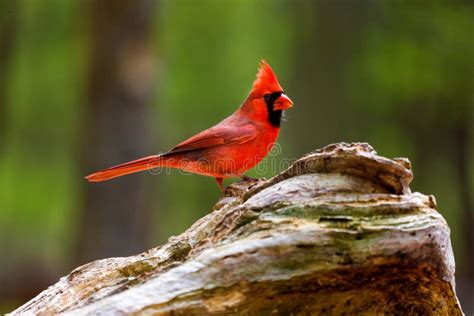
[0,0,472,313]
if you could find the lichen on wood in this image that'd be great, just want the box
[11,143,463,315]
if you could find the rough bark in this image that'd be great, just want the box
[12,143,463,315]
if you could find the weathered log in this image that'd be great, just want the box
[11,143,463,315]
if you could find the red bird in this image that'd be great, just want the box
[86,60,293,191]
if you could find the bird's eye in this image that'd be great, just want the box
[273,91,283,99]
[263,94,271,102]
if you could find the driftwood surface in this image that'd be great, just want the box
[12,143,463,315]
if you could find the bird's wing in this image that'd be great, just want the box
[166,124,257,155]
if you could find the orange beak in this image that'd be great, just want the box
[273,93,293,110]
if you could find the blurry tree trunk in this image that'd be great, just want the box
[455,116,474,313]
[78,0,156,263]
[456,118,473,278]
[0,1,17,151]
[288,1,371,153]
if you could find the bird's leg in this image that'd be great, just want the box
[240,175,258,181]
[215,177,225,192]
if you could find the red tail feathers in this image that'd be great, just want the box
[85,155,162,182]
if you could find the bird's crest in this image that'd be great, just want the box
[250,60,283,96]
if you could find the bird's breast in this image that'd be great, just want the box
[213,126,280,176]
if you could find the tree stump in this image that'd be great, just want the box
[11,143,463,315]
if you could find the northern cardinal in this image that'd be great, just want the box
[86,60,293,191]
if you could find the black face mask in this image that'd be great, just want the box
[263,91,284,127]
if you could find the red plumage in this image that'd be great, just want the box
[86,60,293,191]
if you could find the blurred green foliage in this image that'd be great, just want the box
[1,0,84,270]
[0,0,472,312]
